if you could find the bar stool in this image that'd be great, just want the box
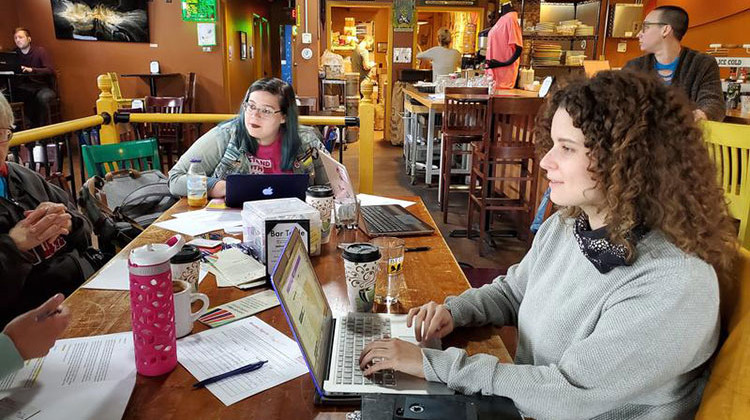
[440,87,488,224]
[468,96,543,253]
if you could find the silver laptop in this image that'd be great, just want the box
[270,228,453,396]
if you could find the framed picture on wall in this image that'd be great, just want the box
[377,42,387,53]
[50,0,150,42]
[239,31,248,60]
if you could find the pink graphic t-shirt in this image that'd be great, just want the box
[246,137,291,174]
[486,11,523,90]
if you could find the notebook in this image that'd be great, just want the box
[225,173,308,208]
[270,228,452,399]
[0,52,20,74]
[359,204,435,237]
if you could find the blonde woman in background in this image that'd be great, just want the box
[416,28,461,82]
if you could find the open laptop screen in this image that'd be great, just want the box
[270,228,333,391]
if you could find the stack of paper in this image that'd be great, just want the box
[154,208,243,236]
[202,248,266,289]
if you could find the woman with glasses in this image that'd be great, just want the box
[168,78,328,198]
[0,93,94,329]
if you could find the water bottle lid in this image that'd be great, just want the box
[130,235,185,266]
[190,158,202,163]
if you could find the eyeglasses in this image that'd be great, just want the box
[641,21,668,31]
[245,102,282,119]
[0,128,13,144]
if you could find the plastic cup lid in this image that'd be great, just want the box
[170,245,202,264]
[342,243,381,263]
[306,185,334,198]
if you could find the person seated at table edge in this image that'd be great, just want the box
[359,70,737,419]
[625,5,724,122]
[168,77,329,198]
[1,294,70,379]
[0,93,94,329]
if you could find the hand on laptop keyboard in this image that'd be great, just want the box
[359,338,426,379]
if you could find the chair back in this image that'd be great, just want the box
[117,107,146,141]
[10,102,26,131]
[82,138,161,178]
[184,72,197,113]
[703,121,750,248]
[443,87,488,138]
[696,247,750,419]
[486,96,543,152]
[145,96,185,138]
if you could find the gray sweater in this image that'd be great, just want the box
[416,46,462,82]
[422,213,719,419]
[624,47,725,121]
[168,122,328,197]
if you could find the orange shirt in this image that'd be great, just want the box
[485,11,523,89]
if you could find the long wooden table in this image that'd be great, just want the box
[62,197,511,419]
[725,109,750,125]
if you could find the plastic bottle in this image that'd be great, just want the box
[187,158,208,207]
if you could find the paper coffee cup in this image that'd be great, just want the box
[342,243,381,312]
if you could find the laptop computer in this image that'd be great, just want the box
[0,51,20,75]
[225,173,309,208]
[270,228,453,399]
[359,204,435,238]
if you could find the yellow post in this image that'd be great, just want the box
[95,74,120,144]
[358,79,375,194]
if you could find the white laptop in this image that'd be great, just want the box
[270,228,453,397]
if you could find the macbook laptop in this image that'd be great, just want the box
[270,228,452,398]
[0,51,20,75]
[225,173,308,208]
[359,204,435,237]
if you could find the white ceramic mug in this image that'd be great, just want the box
[172,280,210,338]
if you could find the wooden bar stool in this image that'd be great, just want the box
[468,96,543,253]
[440,87,488,224]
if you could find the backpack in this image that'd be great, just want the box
[78,169,178,253]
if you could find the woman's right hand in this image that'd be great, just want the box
[407,301,454,342]
[3,293,70,360]
[209,180,226,198]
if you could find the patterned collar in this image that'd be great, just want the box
[573,214,648,274]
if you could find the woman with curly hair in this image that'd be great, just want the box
[358,70,737,419]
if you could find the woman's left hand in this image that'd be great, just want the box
[359,338,425,378]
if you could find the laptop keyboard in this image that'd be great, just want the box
[361,205,412,234]
[335,314,396,387]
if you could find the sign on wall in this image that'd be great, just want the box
[393,0,415,32]
[182,0,217,22]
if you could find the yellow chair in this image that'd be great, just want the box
[696,246,750,419]
[582,60,610,78]
[703,121,750,248]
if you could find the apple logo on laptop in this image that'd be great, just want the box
[262,186,274,196]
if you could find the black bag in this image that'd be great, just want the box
[78,169,178,252]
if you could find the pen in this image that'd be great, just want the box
[405,246,431,253]
[36,308,62,322]
[192,360,268,388]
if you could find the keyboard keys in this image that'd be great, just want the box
[334,315,396,386]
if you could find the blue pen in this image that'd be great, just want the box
[192,360,268,388]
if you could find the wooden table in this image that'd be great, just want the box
[63,197,511,419]
[725,109,750,125]
[121,73,182,97]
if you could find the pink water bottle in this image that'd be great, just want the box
[128,235,185,376]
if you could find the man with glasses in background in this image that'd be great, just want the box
[625,5,724,121]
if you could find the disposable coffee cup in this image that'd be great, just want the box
[306,185,334,245]
[170,245,202,292]
[342,243,381,312]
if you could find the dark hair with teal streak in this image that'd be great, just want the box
[229,77,301,171]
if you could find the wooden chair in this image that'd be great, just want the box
[117,107,147,142]
[10,102,27,131]
[703,121,750,248]
[696,246,750,419]
[296,96,318,116]
[468,96,544,253]
[81,138,161,179]
[440,87,488,224]
[144,96,185,172]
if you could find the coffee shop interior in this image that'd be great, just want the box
[0,0,749,418]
